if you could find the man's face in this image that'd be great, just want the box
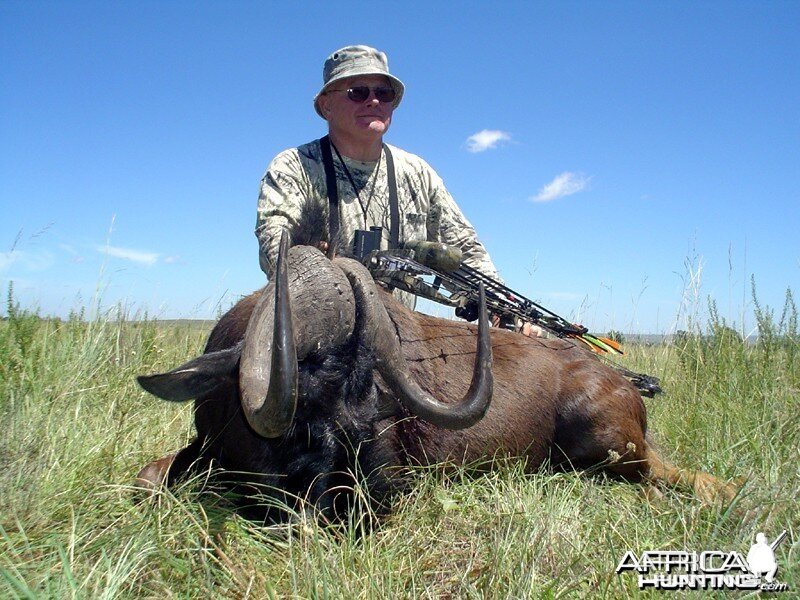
[318,75,395,142]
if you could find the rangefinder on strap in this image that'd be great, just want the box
[353,227,383,260]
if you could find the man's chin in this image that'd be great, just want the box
[366,121,389,135]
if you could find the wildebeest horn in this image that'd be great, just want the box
[334,258,493,429]
[240,231,298,437]
[240,234,356,438]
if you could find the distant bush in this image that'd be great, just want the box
[3,282,42,366]
[670,282,798,393]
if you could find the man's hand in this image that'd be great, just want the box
[489,313,547,338]
[520,322,547,337]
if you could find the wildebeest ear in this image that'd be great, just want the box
[137,343,242,402]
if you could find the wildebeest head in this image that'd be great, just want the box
[138,232,494,439]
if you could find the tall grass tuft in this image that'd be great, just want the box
[1,281,798,598]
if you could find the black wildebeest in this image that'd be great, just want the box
[136,236,736,520]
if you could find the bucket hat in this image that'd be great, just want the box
[314,45,405,118]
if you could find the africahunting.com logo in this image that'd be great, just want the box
[616,530,790,592]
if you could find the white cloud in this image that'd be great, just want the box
[0,250,54,273]
[98,245,159,266]
[59,243,86,264]
[532,172,591,202]
[465,129,511,153]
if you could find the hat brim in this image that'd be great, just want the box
[314,72,404,118]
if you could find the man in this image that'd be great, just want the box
[255,45,500,296]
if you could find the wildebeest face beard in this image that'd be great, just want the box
[256,336,397,521]
[219,337,393,524]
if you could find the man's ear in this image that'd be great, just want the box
[317,95,332,119]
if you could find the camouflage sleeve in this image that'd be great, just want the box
[426,170,503,283]
[255,150,317,278]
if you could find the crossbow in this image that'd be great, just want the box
[352,228,662,397]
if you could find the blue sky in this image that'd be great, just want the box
[2,1,798,334]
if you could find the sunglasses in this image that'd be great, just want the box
[328,85,396,104]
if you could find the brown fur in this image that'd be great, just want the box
[138,284,737,509]
[381,292,735,503]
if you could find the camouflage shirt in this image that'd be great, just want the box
[255,139,500,304]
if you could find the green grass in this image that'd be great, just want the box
[1,289,798,598]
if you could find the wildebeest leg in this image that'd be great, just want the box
[554,381,736,504]
[553,383,649,474]
[640,442,738,504]
[135,437,205,492]
[566,431,737,504]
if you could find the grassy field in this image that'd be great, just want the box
[1,289,797,599]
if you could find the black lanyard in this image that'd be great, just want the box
[319,135,400,256]
[331,142,379,226]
